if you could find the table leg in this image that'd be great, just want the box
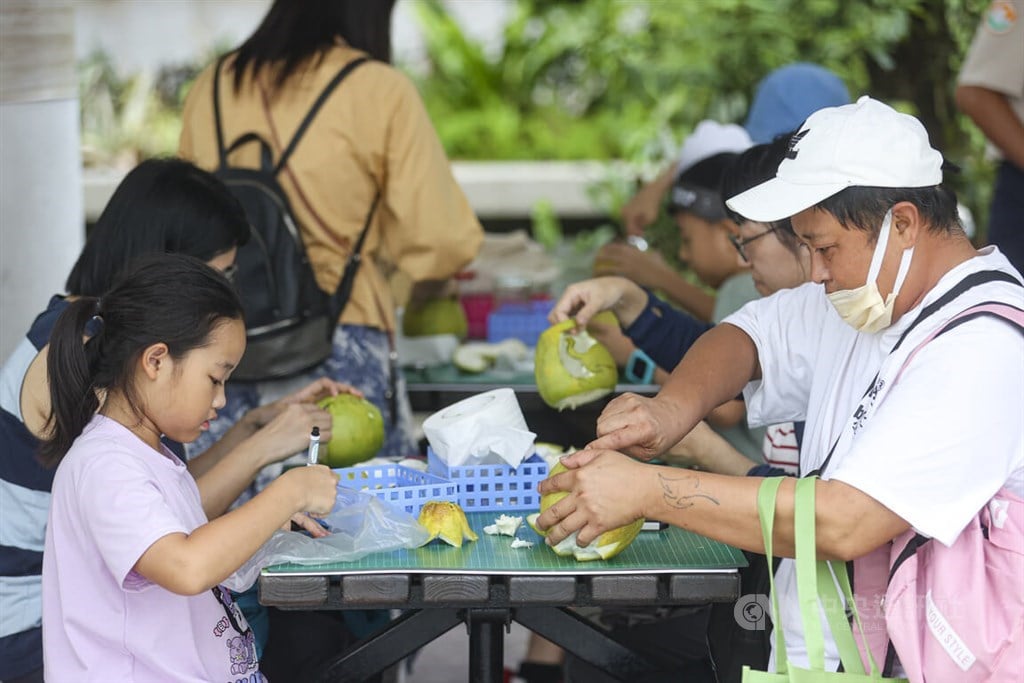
[514,606,660,682]
[314,608,461,683]
[467,608,507,683]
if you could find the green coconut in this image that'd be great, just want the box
[402,297,468,339]
[534,320,618,410]
[316,394,385,468]
[526,462,644,561]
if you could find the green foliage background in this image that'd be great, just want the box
[410,0,994,239]
[79,0,996,239]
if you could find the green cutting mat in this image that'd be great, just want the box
[263,512,746,576]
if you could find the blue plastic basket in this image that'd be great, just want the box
[427,447,548,512]
[334,464,457,517]
[486,300,551,346]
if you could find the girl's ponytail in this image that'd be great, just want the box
[38,254,243,467]
[39,298,105,467]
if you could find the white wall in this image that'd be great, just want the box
[1,1,83,362]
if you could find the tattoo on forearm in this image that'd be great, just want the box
[658,473,720,509]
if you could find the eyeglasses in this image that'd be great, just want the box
[729,226,778,262]
[221,263,238,283]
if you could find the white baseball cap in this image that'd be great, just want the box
[725,96,943,222]
[676,120,752,176]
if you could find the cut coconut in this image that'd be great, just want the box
[452,343,492,373]
[553,388,614,411]
[526,463,645,562]
[452,339,531,374]
[535,320,617,411]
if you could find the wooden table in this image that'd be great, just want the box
[259,512,746,683]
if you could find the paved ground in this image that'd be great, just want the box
[397,621,531,682]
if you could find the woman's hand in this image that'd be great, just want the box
[285,377,362,405]
[589,392,692,461]
[548,276,645,328]
[246,378,361,431]
[536,449,653,547]
[249,403,335,467]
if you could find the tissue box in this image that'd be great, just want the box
[427,447,548,512]
[334,464,458,517]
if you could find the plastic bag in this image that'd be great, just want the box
[224,486,430,591]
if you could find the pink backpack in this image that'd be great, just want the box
[850,301,1024,682]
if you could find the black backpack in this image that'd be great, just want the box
[211,55,378,381]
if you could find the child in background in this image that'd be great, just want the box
[594,120,753,322]
[40,254,340,682]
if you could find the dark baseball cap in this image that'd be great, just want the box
[666,152,737,222]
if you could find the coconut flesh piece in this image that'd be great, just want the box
[553,330,614,410]
[483,514,522,536]
[525,514,631,561]
[550,530,624,561]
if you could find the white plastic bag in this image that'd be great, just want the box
[225,487,430,591]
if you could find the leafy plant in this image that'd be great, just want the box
[411,0,996,240]
[78,45,224,168]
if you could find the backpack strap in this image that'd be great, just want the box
[212,54,232,168]
[890,269,1021,353]
[893,301,1024,385]
[274,57,369,175]
[811,269,1022,477]
[327,191,381,322]
[211,53,369,175]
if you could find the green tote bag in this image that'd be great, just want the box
[741,477,906,683]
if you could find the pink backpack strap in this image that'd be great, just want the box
[894,301,1024,384]
[854,301,1024,677]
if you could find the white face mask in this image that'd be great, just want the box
[826,209,914,333]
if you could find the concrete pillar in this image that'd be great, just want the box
[0,0,83,361]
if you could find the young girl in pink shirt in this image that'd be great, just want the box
[40,254,339,682]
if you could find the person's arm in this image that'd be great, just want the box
[647,274,716,323]
[193,402,333,518]
[190,378,356,517]
[621,163,677,235]
[548,275,650,329]
[620,292,714,377]
[134,465,340,595]
[954,85,1024,169]
[705,399,747,430]
[659,420,755,476]
[589,322,760,461]
[537,449,909,561]
[592,243,716,321]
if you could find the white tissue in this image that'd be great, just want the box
[423,388,536,468]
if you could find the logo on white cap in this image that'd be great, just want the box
[784,129,809,160]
